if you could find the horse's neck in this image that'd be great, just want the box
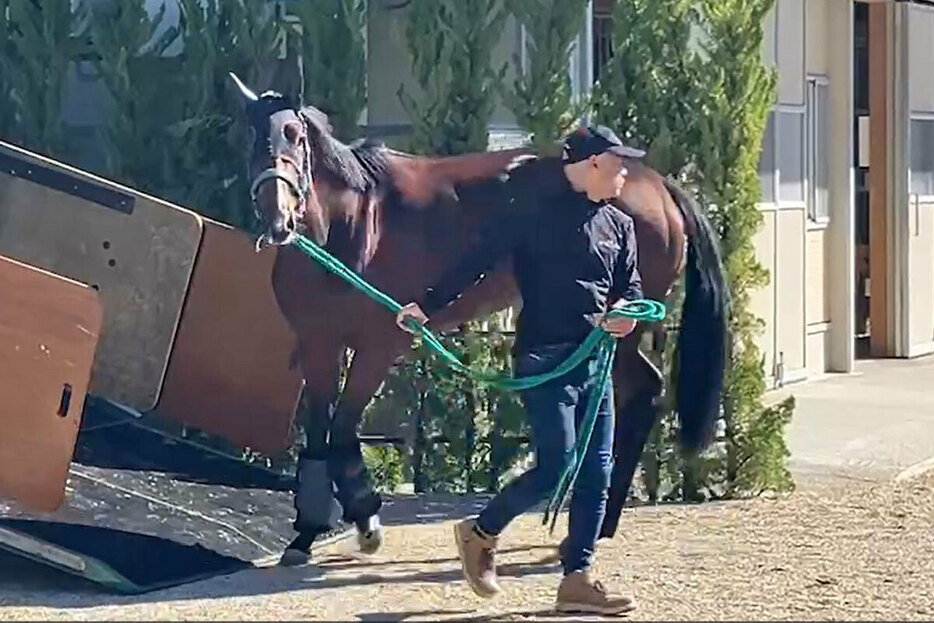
[307,186,383,275]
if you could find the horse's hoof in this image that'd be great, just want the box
[279,547,312,567]
[356,516,383,555]
[357,526,383,555]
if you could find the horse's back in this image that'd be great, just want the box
[384,147,534,208]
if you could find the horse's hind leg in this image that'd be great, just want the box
[281,334,345,566]
[327,342,400,555]
[600,346,664,540]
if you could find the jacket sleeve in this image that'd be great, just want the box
[609,214,644,305]
[421,193,526,315]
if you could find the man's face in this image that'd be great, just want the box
[586,152,628,201]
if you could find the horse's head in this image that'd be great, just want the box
[230,72,332,249]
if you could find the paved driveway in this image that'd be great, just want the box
[783,356,934,482]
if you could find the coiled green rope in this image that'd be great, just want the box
[290,233,666,531]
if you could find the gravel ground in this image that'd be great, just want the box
[1,473,932,621]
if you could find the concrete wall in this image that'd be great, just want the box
[906,2,934,356]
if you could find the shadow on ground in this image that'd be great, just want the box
[0,487,564,610]
[0,537,560,610]
[352,609,572,622]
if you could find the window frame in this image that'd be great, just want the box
[806,74,831,225]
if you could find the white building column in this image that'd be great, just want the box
[891,1,912,357]
[825,0,856,372]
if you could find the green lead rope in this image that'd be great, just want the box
[290,233,666,531]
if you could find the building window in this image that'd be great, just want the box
[592,6,613,83]
[759,109,776,203]
[778,108,806,203]
[910,117,934,197]
[806,77,830,221]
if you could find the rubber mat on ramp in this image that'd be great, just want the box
[0,519,251,594]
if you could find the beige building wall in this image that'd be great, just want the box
[752,0,812,387]
[365,3,522,133]
[907,3,934,356]
[752,2,777,386]
[777,0,805,106]
[806,227,830,374]
[750,211,776,379]
[752,0,844,386]
[805,0,832,375]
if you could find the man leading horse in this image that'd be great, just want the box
[232,74,728,608]
[396,126,645,615]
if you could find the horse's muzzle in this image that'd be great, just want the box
[268,212,297,245]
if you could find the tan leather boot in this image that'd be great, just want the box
[453,518,501,597]
[555,570,636,615]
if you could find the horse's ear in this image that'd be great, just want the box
[228,72,259,102]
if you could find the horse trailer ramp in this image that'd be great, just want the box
[0,398,351,594]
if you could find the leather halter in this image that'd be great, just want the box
[249,114,313,220]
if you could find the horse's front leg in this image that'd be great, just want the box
[280,334,345,567]
[327,341,401,555]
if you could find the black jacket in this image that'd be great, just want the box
[422,163,643,353]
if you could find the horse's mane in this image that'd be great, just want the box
[300,106,393,195]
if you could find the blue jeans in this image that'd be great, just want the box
[476,342,615,574]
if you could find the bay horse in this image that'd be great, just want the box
[231,74,728,565]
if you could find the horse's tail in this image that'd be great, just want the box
[664,179,730,452]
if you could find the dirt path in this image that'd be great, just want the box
[1,473,932,621]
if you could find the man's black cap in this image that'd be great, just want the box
[563,125,646,163]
